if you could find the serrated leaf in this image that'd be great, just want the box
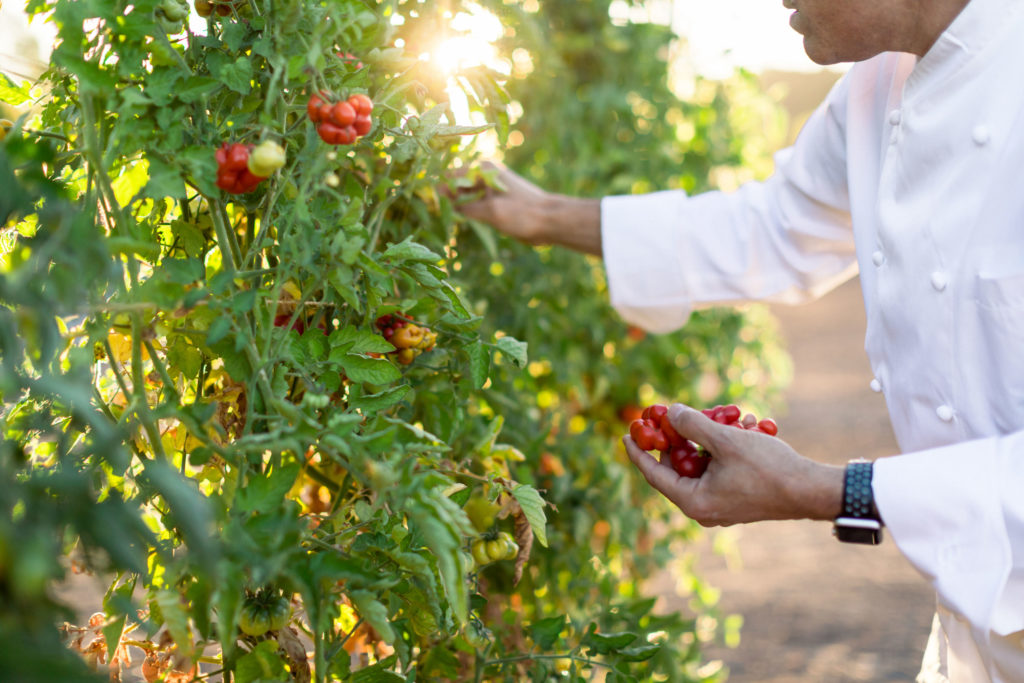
[511,484,548,547]
[382,236,443,264]
[349,384,410,413]
[217,56,253,95]
[0,74,33,106]
[349,654,404,682]
[435,123,492,137]
[619,643,661,662]
[235,640,288,683]
[144,155,185,199]
[494,335,528,368]
[337,353,402,384]
[441,281,471,318]
[237,463,301,515]
[329,326,394,355]
[153,589,193,657]
[583,630,638,655]
[530,615,567,651]
[176,76,220,103]
[349,590,396,643]
[465,341,489,389]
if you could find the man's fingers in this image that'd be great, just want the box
[622,436,697,500]
[665,403,722,452]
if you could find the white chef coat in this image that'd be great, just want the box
[599,0,1024,680]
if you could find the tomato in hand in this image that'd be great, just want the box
[669,447,709,478]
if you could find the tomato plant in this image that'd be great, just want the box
[1,0,791,681]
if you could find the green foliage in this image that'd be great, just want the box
[0,0,789,681]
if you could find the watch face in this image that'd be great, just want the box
[833,519,883,545]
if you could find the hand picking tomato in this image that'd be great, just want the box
[668,445,709,478]
[629,418,668,452]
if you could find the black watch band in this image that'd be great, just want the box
[832,460,883,545]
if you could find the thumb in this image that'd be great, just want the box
[665,403,725,453]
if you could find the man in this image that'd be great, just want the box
[455,0,1024,680]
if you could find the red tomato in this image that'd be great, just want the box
[719,404,741,424]
[642,404,667,423]
[669,447,708,478]
[629,419,665,451]
[348,93,373,117]
[307,93,325,122]
[353,115,372,136]
[757,418,779,436]
[330,101,356,127]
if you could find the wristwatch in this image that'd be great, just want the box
[832,459,884,545]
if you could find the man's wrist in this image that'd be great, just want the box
[537,194,602,256]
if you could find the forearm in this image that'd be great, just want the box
[533,194,602,256]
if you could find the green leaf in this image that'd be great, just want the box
[336,353,402,385]
[618,643,661,662]
[511,484,548,547]
[530,615,567,651]
[464,341,489,389]
[349,590,396,643]
[176,76,220,103]
[583,630,638,655]
[382,236,443,264]
[153,589,194,657]
[328,326,394,355]
[441,281,471,318]
[237,463,301,515]
[494,335,528,368]
[140,458,218,568]
[350,654,404,682]
[235,640,288,683]
[218,56,253,95]
[0,74,33,106]
[349,384,410,413]
[144,155,185,199]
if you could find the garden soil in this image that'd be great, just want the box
[648,276,937,682]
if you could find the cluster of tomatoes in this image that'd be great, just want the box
[470,531,518,568]
[629,403,779,478]
[375,313,437,365]
[194,0,242,17]
[238,589,291,638]
[215,140,286,194]
[307,92,374,145]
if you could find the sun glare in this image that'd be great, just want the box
[431,5,506,75]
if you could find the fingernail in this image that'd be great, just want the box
[667,403,687,420]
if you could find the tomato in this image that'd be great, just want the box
[471,539,491,566]
[267,596,291,631]
[239,600,272,636]
[463,621,491,649]
[347,93,373,117]
[497,531,518,560]
[216,142,266,194]
[160,0,190,22]
[353,115,373,136]
[669,446,709,478]
[659,416,686,448]
[330,101,356,127]
[718,404,742,424]
[756,418,779,436]
[641,404,667,423]
[464,494,499,532]
[307,92,326,122]
[629,418,668,452]
[317,121,356,145]
[195,0,213,17]
[486,538,507,561]
[247,140,286,176]
[391,324,425,349]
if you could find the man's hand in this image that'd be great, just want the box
[449,161,603,256]
[624,403,844,526]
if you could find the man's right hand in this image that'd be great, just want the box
[450,161,604,257]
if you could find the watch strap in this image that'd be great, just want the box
[833,460,883,545]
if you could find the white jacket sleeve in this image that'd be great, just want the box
[601,74,858,333]
[874,433,1024,639]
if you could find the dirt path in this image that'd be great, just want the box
[648,276,936,682]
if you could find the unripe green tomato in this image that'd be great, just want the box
[160,0,189,22]
[267,597,291,631]
[463,621,491,649]
[485,538,507,563]
[470,539,491,567]
[247,141,286,177]
[463,494,499,533]
[497,531,518,560]
[239,601,272,636]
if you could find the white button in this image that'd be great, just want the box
[972,125,990,146]
[889,110,902,125]
[936,405,954,422]
[870,379,882,393]
[872,250,885,267]
[931,271,948,291]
